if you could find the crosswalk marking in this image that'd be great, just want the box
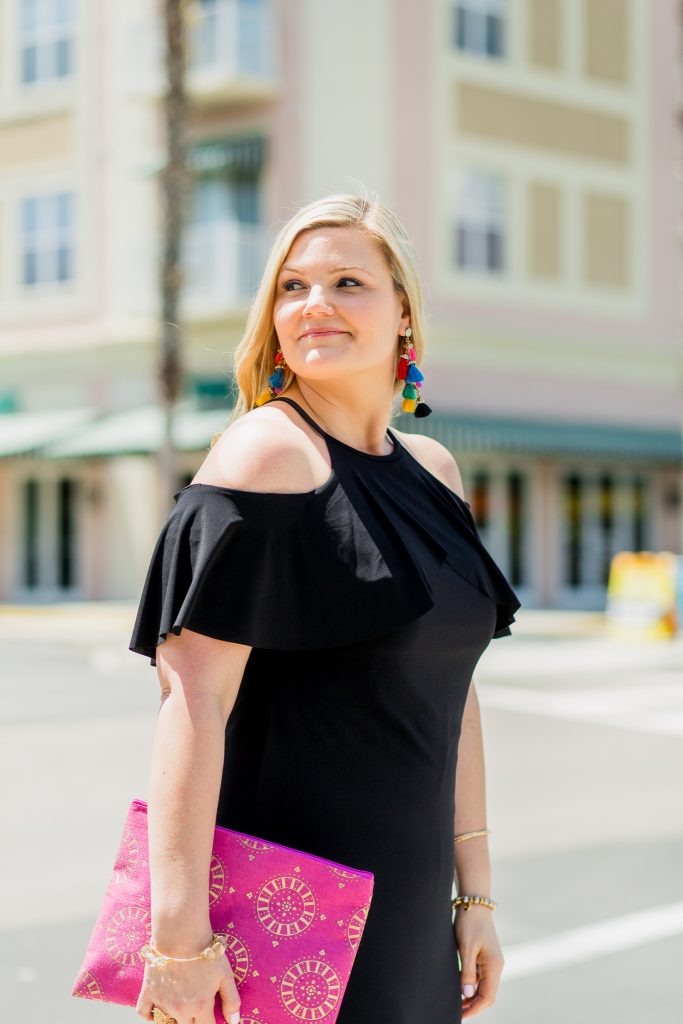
[502,900,683,979]
[478,682,683,737]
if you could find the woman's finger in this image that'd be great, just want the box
[459,946,479,1003]
[135,989,155,1020]
[461,957,504,1018]
[217,972,242,1024]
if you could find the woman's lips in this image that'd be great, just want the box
[301,330,347,338]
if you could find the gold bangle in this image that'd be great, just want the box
[140,932,228,969]
[453,828,490,843]
[452,895,497,911]
[152,1008,178,1024]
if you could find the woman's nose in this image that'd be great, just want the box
[302,284,335,313]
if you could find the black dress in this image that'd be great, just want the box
[129,395,522,1024]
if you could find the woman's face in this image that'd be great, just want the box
[272,226,410,383]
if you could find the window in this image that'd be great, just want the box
[22,479,40,589]
[453,0,505,58]
[632,477,645,552]
[191,171,260,226]
[20,0,74,85]
[598,473,615,586]
[564,473,583,588]
[21,192,75,287]
[57,477,77,589]
[454,168,506,273]
[192,0,267,76]
[469,472,491,530]
[506,471,526,588]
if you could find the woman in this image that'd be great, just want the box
[129,192,521,1024]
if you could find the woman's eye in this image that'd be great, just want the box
[282,278,361,291]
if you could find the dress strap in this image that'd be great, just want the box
[268,396,336,440]
[268,394,401,460]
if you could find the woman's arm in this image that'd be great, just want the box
[453,678,491,893]
[453,678,504,1018]
[146,409,324,956]
[135,627,251,1023]
[147,628,252,951]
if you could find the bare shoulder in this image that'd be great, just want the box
[192,403,328,494]
[392,429,466,500]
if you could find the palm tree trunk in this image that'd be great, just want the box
[158,0,190,508]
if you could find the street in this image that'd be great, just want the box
[2,606,682,1023]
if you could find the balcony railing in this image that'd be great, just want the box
[189,0,275,80]
[182,219,269,315]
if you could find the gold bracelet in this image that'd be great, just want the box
[453,828,490,843]
[452,895,497,911]
[140,932,228,969]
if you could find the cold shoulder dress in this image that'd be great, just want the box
[129,395,522,1024]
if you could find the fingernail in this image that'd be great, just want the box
[230,1013,241,1024]
[463,984,475,998]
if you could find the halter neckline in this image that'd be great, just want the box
[269,396,403,462]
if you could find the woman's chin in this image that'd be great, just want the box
[299,347,349,368]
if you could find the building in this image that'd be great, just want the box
[0,0,680,609]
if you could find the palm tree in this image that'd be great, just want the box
[158,0,190,505]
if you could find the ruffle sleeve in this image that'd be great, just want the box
[457,499,520,639]
[129,480,447,666]
[128,470,522,666]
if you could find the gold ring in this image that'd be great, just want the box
[152,1007,178,1024]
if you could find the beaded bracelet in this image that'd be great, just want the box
[140,932,228,969]
[452,895,497,911]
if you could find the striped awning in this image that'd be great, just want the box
[0,407,96,457]
[38,404,231,459]
[187,134,267,174]
[1,404,680,463]
[395,410,682,462]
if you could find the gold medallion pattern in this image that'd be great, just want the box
[113,831,139,884]
[256,876,317,938]
[239,837,274,852]
[73,971,103,1000]
[224,933,250,986]
[346,906,369,951]
[329,867,358,879]
[208,854,226,906]
[105,906,151,965]
[279,959,341,1020]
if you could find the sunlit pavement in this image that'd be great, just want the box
[1,605,682,1023]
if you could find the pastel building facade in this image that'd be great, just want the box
[0,0,680,611]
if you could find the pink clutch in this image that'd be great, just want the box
[72,798,375,1023]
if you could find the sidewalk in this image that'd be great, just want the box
[1,600,681,649]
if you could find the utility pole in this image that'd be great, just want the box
[158,0,190,506]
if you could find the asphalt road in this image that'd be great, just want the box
[2,607,682,1024]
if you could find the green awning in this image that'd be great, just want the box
[187,135,267,174]
[2,404,680,463]
[0,407,95,456]
[39,404,232,459]
[394,410,682,462]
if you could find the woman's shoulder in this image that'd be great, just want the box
[392,428,466,501]
[191,403,331,497]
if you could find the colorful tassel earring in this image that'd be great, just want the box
[255,347,288,406]
[397,328,432,417]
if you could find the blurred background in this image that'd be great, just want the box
[1,1,682,1022]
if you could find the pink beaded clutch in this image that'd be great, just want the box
[72,798,375,1023]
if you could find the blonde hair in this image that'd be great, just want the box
[209,190,428,450]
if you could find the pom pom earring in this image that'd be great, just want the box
[256,347,288,406]
[397,328,432,417]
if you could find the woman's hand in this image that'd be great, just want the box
[135,952,241,1024]
[454,906,504,1018]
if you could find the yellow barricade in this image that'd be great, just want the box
[605,551,679,641]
